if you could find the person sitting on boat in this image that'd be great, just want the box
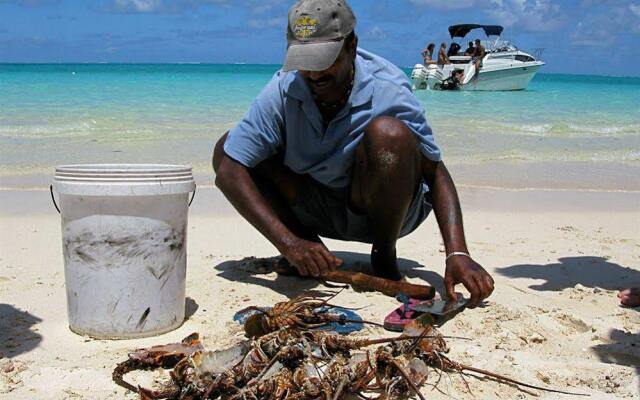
[212,0,494,308]
[440,69,464,91]
[472,39,486,70]
[421,43,437,65]
[447,42,461,58]
[437,43,450,66]
[463,41,475,56]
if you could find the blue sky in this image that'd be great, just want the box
[1,0,639,76]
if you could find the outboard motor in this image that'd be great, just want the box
[411,64,429,90]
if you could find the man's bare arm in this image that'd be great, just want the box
[422,157,494,307]
[421,158,467,255]
[215,155,292,249]
[214,152,340,277]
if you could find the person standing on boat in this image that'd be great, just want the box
[437,43,450,66]
[472,39,485,70]
[421,43,436,65]
[212,0,494,308]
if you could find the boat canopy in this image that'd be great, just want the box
[448,24,504,38]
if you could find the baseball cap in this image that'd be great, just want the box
[283,0,356,72]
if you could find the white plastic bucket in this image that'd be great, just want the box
[52,164,196,339]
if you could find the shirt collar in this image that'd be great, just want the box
[285,50,374,108]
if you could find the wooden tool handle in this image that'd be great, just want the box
[272,258,435,300]
[324,270,435,300]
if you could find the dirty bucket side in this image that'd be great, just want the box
[53,164,195,339]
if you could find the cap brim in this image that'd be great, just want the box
[282,39,344,72]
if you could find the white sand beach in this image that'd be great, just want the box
[1,183,638,399]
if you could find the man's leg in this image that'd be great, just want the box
[212,133,320,244]
[350,117,423,280]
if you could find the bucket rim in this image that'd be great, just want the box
[55,164,193,174]
[53,164,195,195]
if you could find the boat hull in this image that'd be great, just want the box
[461,63,543,91]
[411,61,544,91]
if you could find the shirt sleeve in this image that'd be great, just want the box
[223,72,285,168]
[378,82,442,162]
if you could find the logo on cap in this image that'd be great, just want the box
[293,15,317,39]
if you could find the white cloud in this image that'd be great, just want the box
[108,0,288,25]
[248,17,285,29]
[114,0,162,13]
[251,0,286,15]
[630,4,640,34]
[365,26,387,40]
[571,1,640,46]
[111,0,230,14]
[408,0,479,10]
[485,0,563,32]
[0,0,57,5]
[408,0,564,33]
[571,21,614,47]
[246,0,287,29]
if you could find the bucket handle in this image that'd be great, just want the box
[50,185,61,214]
[49,184,196,213]
[189,185,197,207]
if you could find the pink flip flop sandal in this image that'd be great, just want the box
[383,294,442,332]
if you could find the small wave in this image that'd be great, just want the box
[439,120,640,138]
[447,148,640,164]
[510,122,639,137]
[455,184,640,194]
[621,151,640,161]
[589,150,640,162]
[565,123,640,136]
[0,120,182,141]
[0,120,100,139]
[514,123,553,134]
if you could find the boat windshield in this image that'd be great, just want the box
[488,39,517,52]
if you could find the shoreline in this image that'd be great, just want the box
[1,159,640,191]
[2,185,640,218]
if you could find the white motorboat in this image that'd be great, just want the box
[411,24,545,91]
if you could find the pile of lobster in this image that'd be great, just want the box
[113,296,585,399]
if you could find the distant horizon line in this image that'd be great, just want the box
[1,62,638,79]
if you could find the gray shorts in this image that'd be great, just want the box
[291,179,432,243]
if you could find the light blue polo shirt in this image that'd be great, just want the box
[224,48,441,190]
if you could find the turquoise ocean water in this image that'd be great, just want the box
[1,64,639,187]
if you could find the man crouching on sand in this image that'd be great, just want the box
[212,0,494,308]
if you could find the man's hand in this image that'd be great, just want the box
[422,159,492,308]
[444,256,494,308]
[281,237,342,277]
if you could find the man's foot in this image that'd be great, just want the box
[371,247,403,281]
[618,288,640,307]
